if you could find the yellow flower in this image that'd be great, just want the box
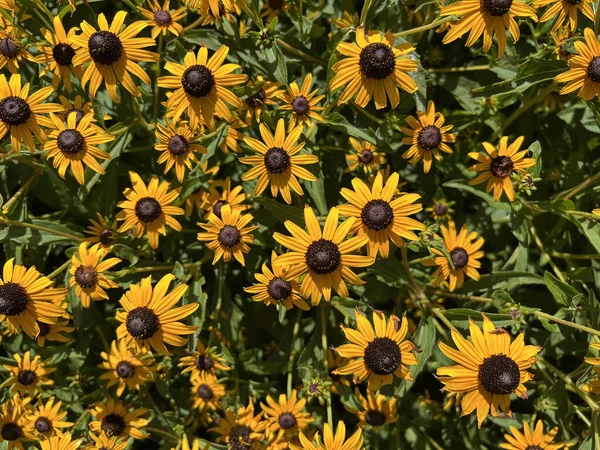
[344,387,397,428]
[199,177,249,221]
[115,274,198,355]
[329,27,417,109]
[178,340,231,379]
[533,0,594,32]
[334,310,417,391]
[330,11,360,29]
[84,213,118,249]
[467,136,535,202]
[209,398,267,449]
[4,350,55,396]
[500,420,573,450]
[116,171,184,249]
[27,397,73,438]
[555,28,600,100]
[158,45,248,130]
[240,119,319,204]
[99,339,155,396]
[85,431,127,450]
[191,372,226,412]
[345,138,386,174]
[400,100,456,173]
[40,433,83,450]
[0,27,36,73]
[278,74,325,131]
[0,394,35,450]
[426,198,455,222]
[261,390,314,445]
[290,421,363,450]
[71,12,159,103]
[240,75,283,125]
[89,398,149,440]
[551,28,574,60]
[436,314,540,427]
[339,171,425,258]
[155,120,207,182]
[440,0,537,58]
[137,0,187,38]
[197,204,258,265]
[34,320,74,347]
[262,0,290,20]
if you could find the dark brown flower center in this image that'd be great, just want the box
[245,89,266,107]
[588,56,600,83]
[37,321,50,336]
[450,247,469,269]
[154,9,172,25]
[168,135,188,157]
[0,37,19,58]
[182,65,215,98]
[264,147,291,174]
[218,225,241,248]
[197,384,213,400]
[0,96,32,126]
[126,306,159,340]
[0,282,29,316]
[359,149,374,164]
[363,337,401,375]
[567,0,581,4]
[213,200,227,218]
[1,423,22,441]
[116,361,135,378]
[478,354,520,395]
[365,410,387,426]
[100,229,115,246]
[229,425,253,450]
[292,96,309,116]
[101,413,125,437]
[66,108,85,127]
[525,447,543,450]
[418,125,442,150]
[135,197,162,223]
[361,199,394,231]
[490,155,514,178]
[53,43,75,66]
[482,0,513,16]
[195,355,214,371]
[88,31,123,65]
[18,369,37,385]
[278,413,297,429]
[58,129,85,154]
[269,0,285,8]
[433,203,448,216]
[75,265,98,289]
[359,43,396,80]
[305,239,341,275]
[267,277,292,300]
[34,417,52,434]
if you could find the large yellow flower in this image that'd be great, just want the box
[40,434,83,450]
[436,314,540,427]
[85,432,127,450]
[338,171,425,258]
[71,12,159,103]
[209,399,267,450]
[533,0,594,32]
[440,0,537,58]
[4,351,55,397]
[329,27,417,109]
[555,28,600,100]
[191,372,226,412]
[501,420,573,450]
[274,206,375,305]
[344,387,397,428]
[89,398,149,440]
[137,0,187,38]
[27,397,73,439]
[155,120,207,182]
[178,340,230,379]
[278,74,324,131]
[261,390,314,444]
[158,45,247,130]
[0,28,35,73]
[334,310,416,391]
[0,394,35,450]
[290,421,363,450]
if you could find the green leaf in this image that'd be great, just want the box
[544,271,579,306]
[441,308,514,329]
[201,125,229,164]
[321,113,377,144]
[456,271,545,293]
[254,198,304,226]
[305,170,327,215]
[528,140,542,178]
[443,180,510,209]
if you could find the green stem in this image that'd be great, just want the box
[534,311,600,337]
[47,259,72,280]
[528,218,567,283]
[320,304,333,427]
[394,16,453,37]
[0,219,84,242]
[208,260,225,347]
[424,288,492,303]
[496,84,556,137]
[2,169,42,215]
[184,16,204,33]
[401,246,427,304]
[146,426,179,441]
[94,325,110,353]
[143,387,172,428]
[556,172,600,200]
[153,34,164,122]
[565,210,600,220]
[276,39,327,66]
[287,309,303,397]
[432,308,458,332]
[428,64,491,73]
[360,0,375,26]
[551,251,600,260]
[350,103,383,125]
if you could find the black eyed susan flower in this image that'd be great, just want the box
[199,177,249,221]
[155,120,207,182]
[40,433,83,450]
[541,91,565,111]
[86,431,127,450]
[240,75,282,125]
[333,310,417,391]
[178,340,231,379]
[501,420,573,450]
[533,0,593,32]
[440,0,537,58]
[555,28,600,100]
[194,0,241,23]
[58,95,95,126]
[240,119,319,204]
[44,112,115,185]
[89,398,149,440]
[99,339,155,396]
[400,100,456,173]
[244,251,309,311]
[158,45,248,130]
[330,11,360,29]
[0,258,67,338]
[209,398,267,450]
[0,73,63,153]
[70,12,159,103]
[191,372,226,412]
[27,397,73,438]
[137,0,187,39]
[290,421,363,450]
[220,117,246,153]
[274,206,374,305]
[551,28,574,60]
[467,136,535,202]
[426,198,455,222]
[262,0,290,20]
[116,171,184,249]
[116,274,198,355]
[0,395,34,450]
[344,388,397,428]
[424,221,484,291]
[261,390,314,444]
[34,320,74,347]
[4,351,55,396]
[345,138,386,174]
[0,28,35,73]
[436,314,540,427]
[197,204,258,265]
[338,172,425,258]
[278,74,325,131]
[37,16,83,92]
[85,213,118,249]
[69,242,121,308]
[329,27,417,110]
